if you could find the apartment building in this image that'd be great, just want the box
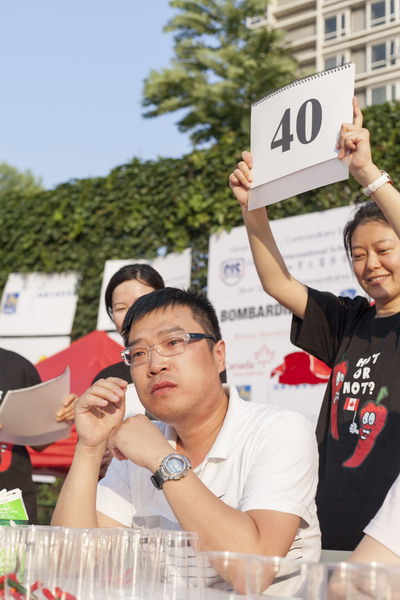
[248,0,400,106]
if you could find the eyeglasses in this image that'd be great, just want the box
[121,332,217,367]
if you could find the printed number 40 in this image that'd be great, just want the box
[271,99,322,153]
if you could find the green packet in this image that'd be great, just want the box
[0,488,28,526]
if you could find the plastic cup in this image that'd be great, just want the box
[106,527,162,599]
[306,561,400,599]
[196,551,311,598]
[149,529,201,600]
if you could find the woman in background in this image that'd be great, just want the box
[92,264,165,476]
[93,263,165,415]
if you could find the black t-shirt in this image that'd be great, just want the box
[0,348,41,523]
[291,287,400,550]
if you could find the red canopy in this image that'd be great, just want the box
[29,330,123,474]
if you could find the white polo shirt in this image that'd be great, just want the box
[98,385,320,558]
[364,473,400,557]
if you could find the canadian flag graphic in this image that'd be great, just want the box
[344,397,360,411]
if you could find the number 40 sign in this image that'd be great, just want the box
[271,98,322,153]
[249,63,355,210]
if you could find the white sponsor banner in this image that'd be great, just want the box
[208,205,366,426]
[0,272,79,336]
[0,336,71,365]
[96,249,192,331]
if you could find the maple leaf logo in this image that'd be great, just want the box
[255,344,274,368]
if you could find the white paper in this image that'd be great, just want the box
[249,158,349,210]
[0,367,71,446]
[249,63,355,209]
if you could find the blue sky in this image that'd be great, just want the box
[1,1,192,189]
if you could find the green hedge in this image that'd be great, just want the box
[1,101,400,339]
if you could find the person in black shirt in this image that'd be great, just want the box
[229,98,400,550]
[0,348,75,522]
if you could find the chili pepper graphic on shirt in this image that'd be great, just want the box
[343,386,388,468]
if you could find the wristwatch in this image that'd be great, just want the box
[363,170,393,196]
[150,453,192,490]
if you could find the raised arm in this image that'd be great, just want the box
[229,154,308,319]
[51,377,127,528]
[339,96,400,236]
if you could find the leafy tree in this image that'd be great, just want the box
[0,162,43,196]
[1,102,399,340]
[142,0,298,145]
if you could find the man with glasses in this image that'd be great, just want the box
[52,288,320,593]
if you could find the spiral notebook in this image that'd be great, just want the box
[249,63,356,210]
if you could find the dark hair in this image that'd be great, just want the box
[105,264,165,319]
[122,287,222,346]
[343,201,389,260]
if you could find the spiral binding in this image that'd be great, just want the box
[252,62,353,107]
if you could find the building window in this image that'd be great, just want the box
[324,13,347,40]
[369,83,399,104]
[324,54,347,69]
[371,43,387,68]
[371,86,387,104]
[370,0,395,26]
[370,39,397,69]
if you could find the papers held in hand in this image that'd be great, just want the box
[0,367,71,446]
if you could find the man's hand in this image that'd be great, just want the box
[108,414,173,471]
[55,392,77,423]
[75,377,127,448]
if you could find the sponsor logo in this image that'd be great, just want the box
[220,304,290,321]
[220,258,245,286]
[254,344,275,368]
[2,293,19,315]
[229,345,275,373]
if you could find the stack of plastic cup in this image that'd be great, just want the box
[0,526,202,599]
[149,530,201,599]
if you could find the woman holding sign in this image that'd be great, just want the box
[229,98,400,551]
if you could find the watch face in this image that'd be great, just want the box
[166,456,185,474]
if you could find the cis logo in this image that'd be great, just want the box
[220,258,245,286]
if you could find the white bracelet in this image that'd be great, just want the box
[363,170,393,196]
